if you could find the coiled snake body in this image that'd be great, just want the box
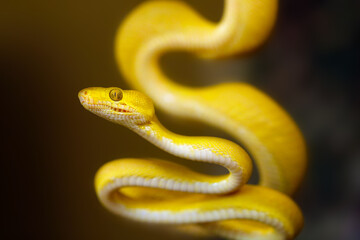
[79,0,306,239]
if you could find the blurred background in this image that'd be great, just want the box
[2,0,359,239]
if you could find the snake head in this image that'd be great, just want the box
[78,87,155,125]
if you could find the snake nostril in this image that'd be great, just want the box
[84,91,88,95]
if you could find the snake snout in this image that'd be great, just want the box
[78,89,87,100]
[78,89,94,105]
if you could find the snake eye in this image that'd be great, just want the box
[109,88,123,101]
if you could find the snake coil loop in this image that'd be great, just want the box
[79,0,306,239]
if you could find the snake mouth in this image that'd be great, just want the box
[105,104,134,114]
[79,95,136,115]
[109,106,132,113]
[89,102,134,115]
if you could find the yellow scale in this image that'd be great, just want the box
[79,1,306,239]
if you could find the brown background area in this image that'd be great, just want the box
[2,0,359,239]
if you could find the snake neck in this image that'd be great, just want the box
[125,116,252,194]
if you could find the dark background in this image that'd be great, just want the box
[2,0,359,239]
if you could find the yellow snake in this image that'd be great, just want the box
[78,0,306,239]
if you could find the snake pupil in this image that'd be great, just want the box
[109,88,123,101]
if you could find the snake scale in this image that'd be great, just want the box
[79,0,307,239]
